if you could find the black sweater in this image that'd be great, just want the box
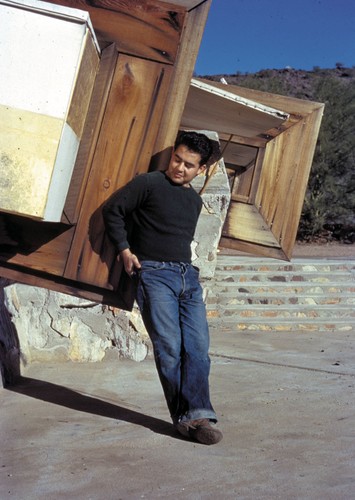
[102,171,202,263]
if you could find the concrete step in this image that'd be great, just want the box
[206,256,355,332]
[214,256,355,271]
[208,292,355,306]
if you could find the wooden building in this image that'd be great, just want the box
[0,0,323,310]
[181,78,324,261]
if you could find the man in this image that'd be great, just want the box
[102,131,222,445]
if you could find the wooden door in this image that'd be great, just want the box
[64,51,173,294]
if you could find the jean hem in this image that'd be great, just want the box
[178,409,217,424]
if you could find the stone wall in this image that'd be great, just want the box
[191,134,231,278]
[3,284,150,365]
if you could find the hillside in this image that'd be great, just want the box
[197,66,355,243]
[198,65,355,102]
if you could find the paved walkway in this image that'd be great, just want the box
[1,244,354,499]
[1,322,355,499]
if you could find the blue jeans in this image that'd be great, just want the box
[136,261,217,424]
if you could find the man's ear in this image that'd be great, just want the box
[198,164,207,174]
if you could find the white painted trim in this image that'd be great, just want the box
[43,123,79,222]
[190,78,289,120]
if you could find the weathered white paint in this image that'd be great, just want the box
[0,0,100,221]
[0,4,86,118]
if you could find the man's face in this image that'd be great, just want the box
[165,145,206,187]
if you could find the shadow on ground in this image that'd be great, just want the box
[8,376,174,438]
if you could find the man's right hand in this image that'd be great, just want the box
[119,248,141,276]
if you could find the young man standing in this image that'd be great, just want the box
[102,131,222,445]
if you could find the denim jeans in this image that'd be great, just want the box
[135,261,217,424]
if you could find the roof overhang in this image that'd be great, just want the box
[182,78,289,139]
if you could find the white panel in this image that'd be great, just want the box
[0,4,86,118]
[44,122,79,222]
[0,0,99,50]
[0,1,100,221]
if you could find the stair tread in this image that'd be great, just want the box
[207,257,355,331]
[209,281,354,287]
[207,317,354,324]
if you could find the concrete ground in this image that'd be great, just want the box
[1,322,355,500]
[1,244,354,499]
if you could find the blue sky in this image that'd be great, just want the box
[195,0,355,75]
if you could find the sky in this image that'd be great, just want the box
[194,0,355,75]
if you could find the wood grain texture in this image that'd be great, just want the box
[64,54,173,288]
[256,106,324,258]
[63,44,118,224]
[1,223,75,275]
[150,0,211,170]
[216,82,324,260]
[219,236,288,261]
[222,202,281,248]
[200,79,323,119]
[0,263,131,309]
[66,30,100,140]
[46,0,185,64]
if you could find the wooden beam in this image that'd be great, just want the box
[45,0,185,64]
[63,44,118,223]
[0,263,131,309]
[150,0,212,169]
[219,237,289,261]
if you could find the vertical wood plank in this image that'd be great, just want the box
[66,31,100,141]
[255,106,324,258]
[150,0,212,169]
[63,44,118,223]
[64,54,173,287]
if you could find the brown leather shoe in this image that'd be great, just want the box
[176,418,223,445]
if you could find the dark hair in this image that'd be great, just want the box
[174,131,213,166]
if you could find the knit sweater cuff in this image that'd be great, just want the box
[117,241,130,253]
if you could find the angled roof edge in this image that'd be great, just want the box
[197,78,324,117]
[191,78,289,121]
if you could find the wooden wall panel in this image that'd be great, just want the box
[66,30,100,141]
[63,44,118,223]
[150,0,211,169]
[222,202,281,247]
[256,106,324,258]
[214,81,324,261]
[1,223,74,275]
[46,0,185,64]
[221,103,323,262]
[219,236,287,261]
[201,80,323,122]
[64,54,173,287]
[0,263,127,308]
